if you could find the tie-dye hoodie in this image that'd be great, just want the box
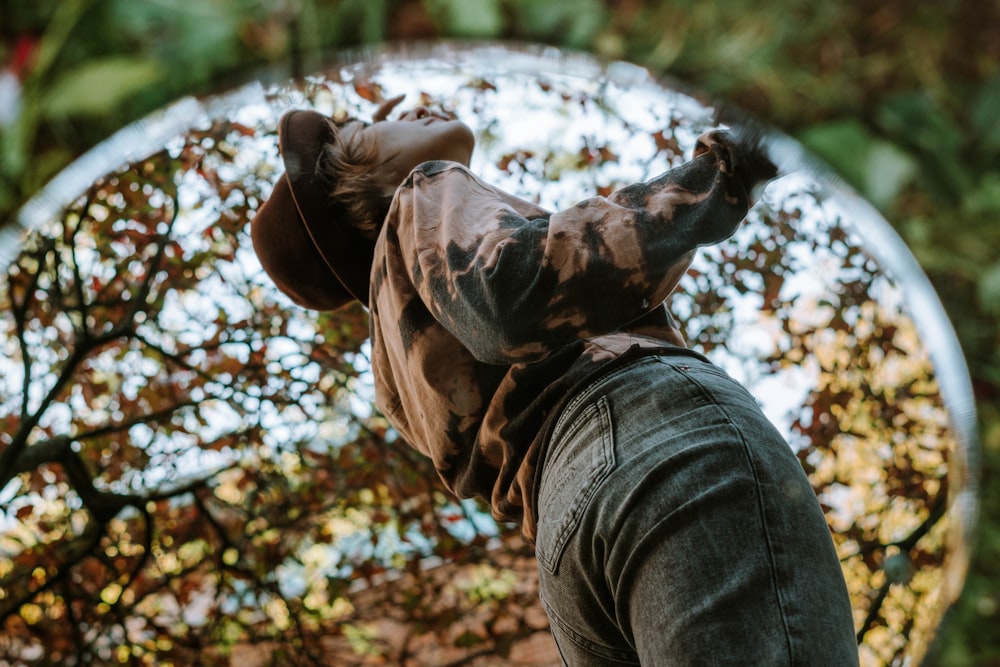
[368,131,775,540]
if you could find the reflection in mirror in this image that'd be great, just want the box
[0,44,977,666]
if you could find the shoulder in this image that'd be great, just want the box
[394,161,487,211]
[407,160,474,181]
[396,161,552,224]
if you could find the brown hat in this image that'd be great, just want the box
[251,110,375,310]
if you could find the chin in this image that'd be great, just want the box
[447,121,475,164]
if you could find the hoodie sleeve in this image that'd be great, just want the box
[387,130,777,365]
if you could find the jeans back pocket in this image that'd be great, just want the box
[536,395,616,575]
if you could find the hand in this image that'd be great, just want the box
[372,94,406,121]
[694,130,778,202]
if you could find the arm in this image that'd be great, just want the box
[397,131,776,364]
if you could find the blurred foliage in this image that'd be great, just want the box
[0,0,998,664]
[0,49,971,666]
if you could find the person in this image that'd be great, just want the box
[250,94,859,666]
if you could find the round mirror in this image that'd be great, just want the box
[0,43,977,666]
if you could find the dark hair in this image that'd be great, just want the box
[319,119,392,241]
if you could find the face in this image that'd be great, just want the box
[346,95,475,196]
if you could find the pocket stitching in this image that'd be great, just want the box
[537,395,616,575]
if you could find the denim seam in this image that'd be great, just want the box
[549,356,659,444]
[539,591,641,665]
[672,361,797,665]
[537,395,615,575]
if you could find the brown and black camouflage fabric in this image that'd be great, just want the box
[368,131,775,540]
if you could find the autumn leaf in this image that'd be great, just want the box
[353,75,384,103]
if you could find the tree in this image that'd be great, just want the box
[1,51,962,666]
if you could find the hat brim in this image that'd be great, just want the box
[252,110,376,310]
[252,175,351,311]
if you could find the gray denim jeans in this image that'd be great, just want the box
[535,354,858,666]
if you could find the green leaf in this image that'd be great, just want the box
[511,0,606,47]
[978,261,1000,315]
[43,57,162,118]
[864,141,917,209]
[877,92,962,155]
[799,120,915,207]
[972,75,1000,155]
[799,120,870,191]
[875,94,981,202]
[430,0,503,37]
[964,172,1000,215]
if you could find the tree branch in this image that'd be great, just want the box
[894,493,948,553]
[0,325,131,488]
[68,192,97,338]
[6,430,226,520]
[1,189,181,489]
[73,398,200,443]
[124,199,178,328]
[0,518,104,624]
[857,579,892,645]
[8,239,50,425]
[854,492,949,644]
